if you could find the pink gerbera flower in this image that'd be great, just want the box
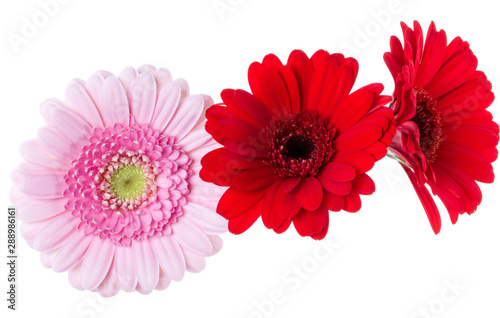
[10,65,228,296]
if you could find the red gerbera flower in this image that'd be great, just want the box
[200,50,395,239]
[384,21,499,234]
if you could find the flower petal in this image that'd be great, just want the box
[50,106,93,147]
[100,77,130,126]
[293,177,323,211]
[171,218,213,254]
[181,248,206,273]
[52,230,95,272]
[163,95,204,141]
[20,139,69,170]
[114,245,137,292]
[81,238,116,290]
[128,72,157,125]
[33,213,79,252]
[182,202,228,235]
[19,174,66,199]
[132,239,159,291]
[17,198,66,222]
[65,80,103,127]
[149,235,185,281]
[150,81,182,132]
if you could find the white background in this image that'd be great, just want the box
[1,0,499,317]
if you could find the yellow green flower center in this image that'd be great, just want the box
[110,165,147,200]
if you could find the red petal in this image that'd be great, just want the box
[287,50,314,109]
[217,187,267,219]
[293,206,329,239]
[329,83,377,133]
[279,65,301,114]
[228,199,263,235]
[334,150,375,173]
[442,126,499,150]
[437,143,495,183]
[322,191,344,212]
[231,167,278,191]
[220,89,273,129]
[403,165,441,234]
[215,118,261,145]
[320,162,356,182]
[317,174,352,196]
[262,181,287,229]
[352,173,375,195]
[273,218,292,234]
[293,177,323,211]
[335,124,383,152]
[414,22,447,88]
[343,192,362,212]
[218,149,267,170]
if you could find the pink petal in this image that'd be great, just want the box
[163,94,204,141]
[205,235,223,257]
[118,67,139,92]
[178,128,213,152]
[137,64,157,74]
[52,230,95,272]
[151,68,173,92]
[17,197,66,222]
[171,218,213,254]
[68,262,84,290]
[155,269,172,291]
[97,260,119,297]
[19,218,53,247]
[9,187,24,205]
[174,78,190,99]
[37,126,78,160]
[33,213,79,251]
[182,202,228,235]
[114,245,137,292]
[100,77,130,126]
[85,72,107,112]
[150,81,181,132]
[182,247,206,273]
[19,174,66,199]
[11,161,62,187]
[149,235,185,281]
[40,98,64,125]
[128,72,157,125]
[20,139,69,170]
[192,94,214,129]
[65,80,103,127]
[135,283,152,295]
[50,106,92,148]
[188,177,226,201]
[40,249,58,268]
[132,239,159,291]
[81,238,116,290]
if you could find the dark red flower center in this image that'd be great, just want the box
[284,136,316,159]
[266,111,336,178]
[412,88,444,164]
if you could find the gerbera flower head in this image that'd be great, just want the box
[200,50,395,240]
[10,65,228,296]
[384,21,499,233]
